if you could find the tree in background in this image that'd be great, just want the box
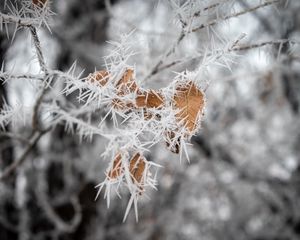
[0,0,299,239]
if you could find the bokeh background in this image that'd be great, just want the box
[1,0,300,239]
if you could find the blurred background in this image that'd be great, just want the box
[1,0,300,239]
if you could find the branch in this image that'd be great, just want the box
[0,129,49,181]
[145,0,283,80]
[192,0,283,32]
[230,39,298,51]
[154,39,298,74]
[0,12,40,27]
[29,26,48,73]
[0,73,44,82]
[179,0,233,27]
[29,25,50,130]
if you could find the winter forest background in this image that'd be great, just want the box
[0,0,300,240]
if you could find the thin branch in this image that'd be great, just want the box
[28,25,49,131]
[180,0,233,27]
[154,39,298,74]
[143,31,185,81]
[29,26,48,73]
[0,73,44,82]
[145,0,283,80]
[192,0,283,32]
[32,89,46,131]
[0,129,49,181]
[230,39,298,51]
[0,12,39,27]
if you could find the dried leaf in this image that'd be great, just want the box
[129,153,146,184]
[88,70,109,86]
[116,69,138,95]
[173,81,205,132]
[107,153,123,179]
[136,90,164,109]
[111,69,138,111]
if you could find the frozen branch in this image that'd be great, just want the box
[0,72,44,82]
[145,0,284,80]
[29,26,48,73]
[0,12,40,27]
[152,39,298,76]
[192,0,283,32]
[230,39,298,51]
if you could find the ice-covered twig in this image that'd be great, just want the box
[0,0,53,31]
[0,12,40,27]
[29,26,48,73]
[145,0,284,80]
[192,0,283,32]
[150,38,298,76]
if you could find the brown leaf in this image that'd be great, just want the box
[173,81,205,132]
[115,69,138,96]
[110,69,138,111]
[88,70,110,86]
[107,153,123,179]
[136,90,164,109]
[129,153,146,184]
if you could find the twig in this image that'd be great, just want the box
[29,26,48,74]
[145,0,283,80]
[32,88,47,131]
[180,0,233,27]
[0,73,44,82]
[28,25,49,131]
[230,39,297,51]
[153,39,298,75]
[192,0,283,32]
[143,31,185,81]
[0,129,49,181]
[0,12,39,27]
